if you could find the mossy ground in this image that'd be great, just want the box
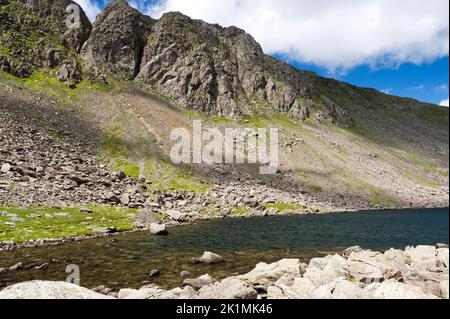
[0,206,137,243]
[265,203,305,213]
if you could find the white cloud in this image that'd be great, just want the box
[144,0,449,73]
[74,0,102,21]
[439,98,449,107]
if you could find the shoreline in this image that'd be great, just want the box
[1,205,448,252]
[1,244,448,299]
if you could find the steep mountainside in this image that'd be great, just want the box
[0,0,448,240]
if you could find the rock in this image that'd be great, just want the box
[374,280,439,299]
[118,286,179,299]
[441,280,449,299]
[342,246,363,258]
[183,274,216,289]
[308,255,333,270]
[331,279,370,299]
[9,262,23,271]
[180,271,192,279]
[80,208,93,214]
[149,269,160,278]
[120,193,130,206]
[238,259,301,287]
[118,171,127,181]
[437,248,449,268]
[0,281,113,299]
[303,255,347,287]
[104,192,120,204]
[81,0,154,80]
[196,278,258,299]
[405,245,437,263]
[192,251,224,265]
[149,223,168,235]
[268,277,315,299]
[165,210,185,222]
[1,163,12,173]
[346,250,400,283]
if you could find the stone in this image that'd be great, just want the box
[149,223,168,235]
[120,193,130,206]
[405,245,437,263]
[165,210,185,222]
[196,278,258,299]
[440,280,449,299]
[342,246,363,258]
[183,274,216,289]
[238,259,301,287]
[267,277,316,299]
[331,280,370,299]
[9,262,23,271]
[374,280,439,299]
[437,248,449,268]
[149,269,160,278]
[346,250,400,283]
[180,271,192,279]
[1,163,12,173]
[0,281,113,299]
[104,192,120,204]
[303,255,347,287]
[192,251,224,265]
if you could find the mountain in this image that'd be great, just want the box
[0,0,448,219]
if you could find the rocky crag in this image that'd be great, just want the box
[0,0,448,245]
[0,245,448,299]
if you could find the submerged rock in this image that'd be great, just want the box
[191,251,224,265]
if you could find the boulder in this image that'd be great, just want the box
[196,278,257,299]
[346,250,400,283]
[192,251,224,265]
[183,274,216,290]
[149,223,168,235]
[440,280,449,299]
[0,281,113,299]
[165,210,185,222]
[118,286,179,299]
[374,280,439,299]
[331,279,371,299]
[238,259,301,287]
[405,245,437,263]
[267,277,316,299]
[303,255,347,287]
[437,248,449,268]
[0,163,12,173]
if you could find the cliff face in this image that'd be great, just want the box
[81,0,155,80]
[0,0,448,128]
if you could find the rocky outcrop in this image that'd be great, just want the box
[81,0,155,80]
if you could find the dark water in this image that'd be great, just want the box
[0,208,448,290]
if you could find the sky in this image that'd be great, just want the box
[75,0,449,106]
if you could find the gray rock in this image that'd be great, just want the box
[192,251,224,265]
[0,281,113,299]
[374,280,438,299]
[183,274,216,289]
[149,223,168,235]
[196,278,257,299]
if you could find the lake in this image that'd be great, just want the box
[0,208,448,290]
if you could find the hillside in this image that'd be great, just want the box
[0,0,448,244]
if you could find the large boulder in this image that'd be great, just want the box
[303,255,347,287]
[238,259,301,287]
[267,277,316,299]
[346,250,401,283]
[149,223,168,235]
[196,278,257,299]
[0,281,113,299]
[374,280,439,299]
[183,274,216,290]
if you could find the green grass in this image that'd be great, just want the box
[0,205,137,243]
[230,206,249,217]
[145,158,209,193]
[309,185,323,193]
[265,202,305,213]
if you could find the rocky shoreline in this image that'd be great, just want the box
[0,245,448,299]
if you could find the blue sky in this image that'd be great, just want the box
[79,0,449,106]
